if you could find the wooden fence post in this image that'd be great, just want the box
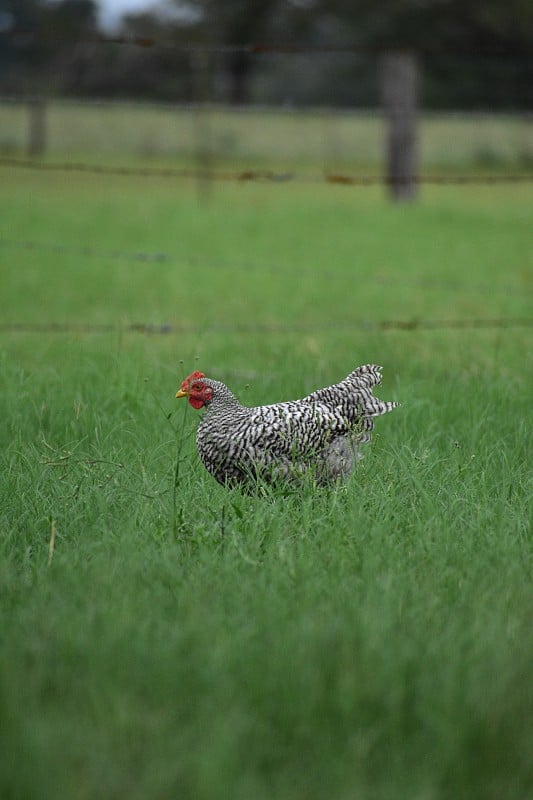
[28,96,47,158]
[380,51,419,201]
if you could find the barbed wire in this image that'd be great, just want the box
[0,319,531,336]
[0,237,168,264]
[1,157,531,186]
[0,236,528,298]
[1,29,531,58]
[5,94,532,119]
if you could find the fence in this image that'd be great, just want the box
[1,233,531,336]
[1,320,531,336]
[1,39,531,338]
[1,97,532,188]
[1,36,532,197]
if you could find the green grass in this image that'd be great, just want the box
[0,163,532,799]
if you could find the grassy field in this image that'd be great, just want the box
[0,159,532,799]
[1,100,532,172]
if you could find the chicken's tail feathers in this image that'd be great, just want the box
[347,364,384,387]
[303,364,399,415]
[348,366,399,415]
[374,399,400,416]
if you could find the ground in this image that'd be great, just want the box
[0,112,532,798]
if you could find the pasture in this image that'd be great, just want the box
[0,121,532,799]
[1,99,532,171]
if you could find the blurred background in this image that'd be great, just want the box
[2,11,533,800]
[1,0,532,193]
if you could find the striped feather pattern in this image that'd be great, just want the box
[190,365,399,486]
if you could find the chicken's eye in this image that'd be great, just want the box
[192,382,204,392]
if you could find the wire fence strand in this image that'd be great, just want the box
[1,157,531,186]
[1,319,531,336]
[1,236,529,298]
[1,31,531,58]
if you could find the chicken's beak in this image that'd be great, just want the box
[175,389,188,399]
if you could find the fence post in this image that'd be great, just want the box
[380,51,419,201]
[190,50,212,203]
[28,96,47,158]
[321,107,340,178]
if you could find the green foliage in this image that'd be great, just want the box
[0,164,532,799]
[3,0,532,107]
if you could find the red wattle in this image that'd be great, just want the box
[189,396,205,409]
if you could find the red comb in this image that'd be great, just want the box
[180,370,206,392]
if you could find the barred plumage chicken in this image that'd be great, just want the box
[175,365,398,487]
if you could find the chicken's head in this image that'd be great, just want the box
[175,371,213,409]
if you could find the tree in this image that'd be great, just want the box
[0,0,98,92]
[170,0,278,103]
[312,0,533,107]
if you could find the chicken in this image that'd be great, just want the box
[175,365,398,487]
